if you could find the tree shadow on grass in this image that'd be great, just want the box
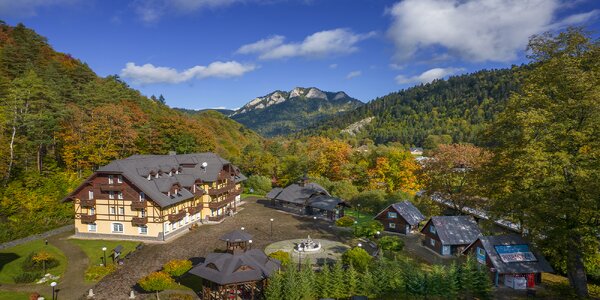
[0,252,19,273]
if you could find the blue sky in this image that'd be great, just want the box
[1,0,599,110]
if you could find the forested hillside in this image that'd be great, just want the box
[0,22,261,242]
[302,68,523,147]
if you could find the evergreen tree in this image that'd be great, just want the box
[329,260,346,298]
[317,264,333,298]
[345,263,359,297]
[357,267,375,298]
[264,271,284,300]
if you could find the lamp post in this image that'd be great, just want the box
[298,252,302,271]
[376,231,381,239]
[101,247,107,266]
[269,218,274,240]
[50,281,57,300]
[241,226,245,231]
[357,204,361,221]
[248,240,252,250]
[357,242,362,248]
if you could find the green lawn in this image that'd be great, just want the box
[345,210,374,224]
[0,290,38,300]
[0,240,67,284]
[241,193,265,199]
[69,239,141,267]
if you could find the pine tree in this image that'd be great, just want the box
[298,259,316,300]
[317,264,333,298]
[282,266,301,300]
[264,271,284,300]
[345,263,359,297]
[357,267,375,298]
[330,260,346,298]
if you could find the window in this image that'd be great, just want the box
[110,206,116,215]
[430,238,436,246]
[164,222,170,233]
[139,226,148,235]
[430,225,436,234]
[174,188,178,195]
[117,175,123,183]
[118,207,124,215]
[141,209,146,217]
[139,192,145,201]
[88,190,94,200]
[117,192,123,199]
[108,175,114,184]
[147,175,151,181]
[112,223,124,233]
[387,211,398,219]
[109,191,115,199]
[88,223,96,232]
[389,222,396,229]
[90,208,96,215]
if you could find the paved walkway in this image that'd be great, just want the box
[0,230,93,299]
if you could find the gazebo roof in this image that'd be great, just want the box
[189,249,280,285]
[219,230,253,242]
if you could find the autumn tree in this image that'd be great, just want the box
[306,136,351,181]
[483,28,600,297]
[138,271,174,300]
[420,143,491,212]
[367,146,420,194]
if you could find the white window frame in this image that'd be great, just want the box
[164,222,170,233]
[387,211,398,219]
[117,175,123,183]
[88,223,97,232]
[430,225,436,234]
[109,191,115,199]
[108,175,114,184]
[430,238,436,246]
[112,222,124,233]
[389,222,396,229]
[141,209,146,217]
[88,190,94,200]
[110,206,116,215]
[139,226,148,235]
[139,192,145,201]
[90,207,96,215]
[117,192,123,200]
[118,207,124,215]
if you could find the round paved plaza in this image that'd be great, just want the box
[264,238,350,265]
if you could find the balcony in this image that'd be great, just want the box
[132,216,148,226]
[208,214,226,222]
[208,195,236,209]
[207,183,236,196]
[80,199,96,207]
[187,205,202,215]
[100,183,123,191]
[168,211,186,223]
[80,214,97,224]
[131,200,147,210]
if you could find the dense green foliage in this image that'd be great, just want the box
[264,256,492,299]
[0,22,262,242]
[302,67,522,146]
[138,271,174,297]
[353,220,384,239]
[231,89,363,137]
[268,251,292,268]
[341,247,372,272]
[162,259,192,279]
[334,215,355,227]
[377,236,404,252]
[243,175,272,195]
[483,29,600,296]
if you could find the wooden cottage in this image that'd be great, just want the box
[374,201,425,234]
[462,235,553,289]
[420,216,481,256]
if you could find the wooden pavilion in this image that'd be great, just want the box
[189,230,281,299]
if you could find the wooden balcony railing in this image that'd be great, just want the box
[131,216,148,226]
[208,214,226,222]
[100,183,124,191]
[207,183,236,196]
[80,199,96,207]
[187,205,202,215]
[208,195,236,209]
[131,200,147,210]
[80,214,97,224]
[168,211,186,223]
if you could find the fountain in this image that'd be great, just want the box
[294,235,322,253]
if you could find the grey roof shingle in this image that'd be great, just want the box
[94,153,244,208]
[377,201,425,226]
[266,183,346,212]
[426,216,482,245]
[219,230,253,242]
[188,249,280,285]
[466,235,554,274]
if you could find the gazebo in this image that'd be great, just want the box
[219,230,253,253]
[189,230,281,299]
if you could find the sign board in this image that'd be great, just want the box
[494,244,537,263]
[504,275,527,290]
[476,247,486,264]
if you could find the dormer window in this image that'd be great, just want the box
[88,190,94,200]
[117,192,123,199]
[169,171,173,176]
[108,175,114,184]
[192,185,196,193]
[174,188,178,195]
[155,173,159,179]
[109,191,115,199]
[147,175,151,180]
[117,175,123,183]
[175,169,180,174]
[139,192,145,201]
[167,191,171,197]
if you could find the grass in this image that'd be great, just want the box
[345,209,374,224]
[69,239,141,282]
[540,272,600,299]
[241,193,265,199]
[0,239,67,284]
[168,273,203,291]
[0,291,38,300]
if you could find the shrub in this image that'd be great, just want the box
[335,216,355,227]
[378,236,404,252]
[139,271,174,299]
[163,259,192,279]
[354,220,384,238]
[21,251,59,271]
[167,294,194,300]
[85,264,117,281]
[350,190,387,215]
[342,247,372,272]
[13,271,41,283]
[244,175,272,195]
[268,251,291,268]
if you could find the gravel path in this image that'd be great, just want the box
[89,198,350,300]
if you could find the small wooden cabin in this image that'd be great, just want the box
[374,201,425,234]
[420,215,481,256]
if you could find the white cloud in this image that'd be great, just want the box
[132,0,244,23]
[387,0,599,62]
[346,70,362,79]
[237,28,376,60]
[120,61,256,84]
[395,67,463,84]
[329,64,338,69]
[0,0,78,17]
